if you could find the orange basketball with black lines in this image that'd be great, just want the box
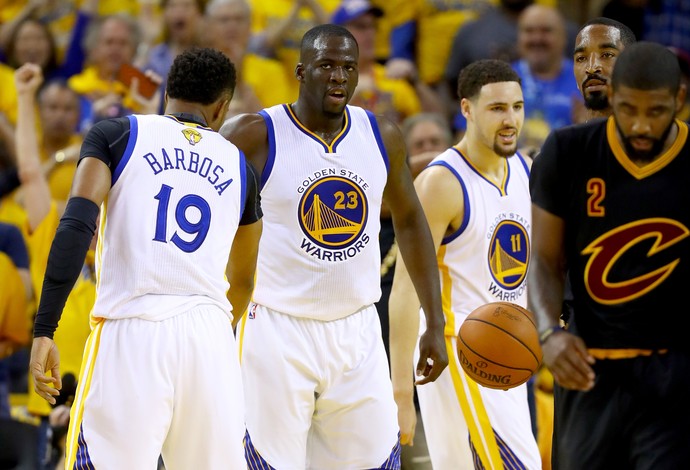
[457,302,542,390]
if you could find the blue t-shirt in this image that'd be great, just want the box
[0,222,29,269]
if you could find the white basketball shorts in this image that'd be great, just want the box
[65,304,245,469]
[238,303,401,470]
[416,330,541,470]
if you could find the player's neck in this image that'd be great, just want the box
[165,101,210,126]
[457,138,508,183]
[289,102,345,143]
[585,108,612,122]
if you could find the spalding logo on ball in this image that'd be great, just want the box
[457,302,542,390]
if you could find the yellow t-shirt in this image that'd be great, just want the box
[0,197,29,240]
[68,66,141,112]
[387,0,490,84]
[26,203,94,416]
[0,1,138,62]
[0,253,29,346]
[243,53,295,107]
[40,134,82,203]
[0,63,18,125]
[387,0,555,84]
[350,63,421,124]
[249,0,340,98]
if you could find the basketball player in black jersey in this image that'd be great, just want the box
[573,17,636,121]
[529,42,690,469]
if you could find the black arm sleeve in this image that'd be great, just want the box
[239,161,262,226]
[33,197,99,339]
[79,117,131,170]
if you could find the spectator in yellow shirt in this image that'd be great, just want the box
[334,0,443,125]
[248,0,339,99]
[15,62,94,470]
[67,14,143,129]
[205,0,292,114]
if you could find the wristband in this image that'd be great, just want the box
[539,325,563,344]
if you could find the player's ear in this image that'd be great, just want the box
[295,63,305,82]
[460,98,471,119]
[213,96,230,122]
[675,83,687,114]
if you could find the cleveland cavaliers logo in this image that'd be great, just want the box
[582,218,688,305]
[488,220,530,289]
[298,176,368,248]
[182,128,202,146]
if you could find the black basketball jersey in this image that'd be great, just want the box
[531,117,690,350]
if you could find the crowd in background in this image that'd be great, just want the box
[0,0,689,468]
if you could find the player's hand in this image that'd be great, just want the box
[129,69,163,115]
[385,58,417,81]
[30,337,62,405]
[542,330,595,391]
[394,392,417,446]
[415,323,448,385]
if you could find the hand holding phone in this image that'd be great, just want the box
[117,64,159,100]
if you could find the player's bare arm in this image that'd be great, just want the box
[389,163,462,445]
[220,113,269,174]
[30,156,111,404]
[227,219,262,327]
[527,205,595,391]
[378,115,447,384]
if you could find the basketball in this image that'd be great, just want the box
[457,302,542,390]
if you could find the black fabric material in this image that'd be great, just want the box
[33,197,99,339]
[240,162,262,226]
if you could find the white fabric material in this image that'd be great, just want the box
[77,306,245,469]
[252,104,388,320]
[92,114,244,321]
[418,149,540,469]
[240,303,399,469]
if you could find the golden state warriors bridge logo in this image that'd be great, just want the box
[298,175,370,261]
[487,219,530,300]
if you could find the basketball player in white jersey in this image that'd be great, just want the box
[389,59,542,469]
[221,24,447,469]
[29,48,262,469]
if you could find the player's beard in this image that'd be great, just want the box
[616,119,675,163]
[584,91,609,111]
[493,137,517,158]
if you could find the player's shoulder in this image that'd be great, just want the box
[220,112,267,142]
[86,116,131,142]
[551,117,608,145]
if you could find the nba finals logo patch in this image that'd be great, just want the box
[297,171,370,262]
[487,218,530,301]
[182,128,202,146]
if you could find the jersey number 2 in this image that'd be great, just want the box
[153,184,211,253]
[587,178,605,217]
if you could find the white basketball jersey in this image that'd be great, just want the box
[431,147,532,337]
[253,104,388,320]
[91,114,247,321]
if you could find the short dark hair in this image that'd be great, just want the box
[166,47,236,105]
[37,79,79,104]
[457,59,521,101]
[300,24,358,61]
[611,41,681,94]
[581,17,636,47]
